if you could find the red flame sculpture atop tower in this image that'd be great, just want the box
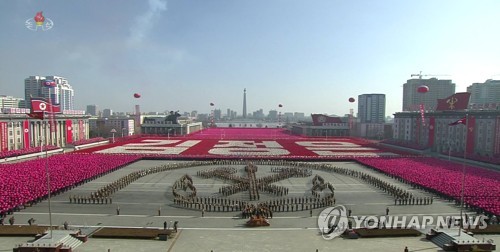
[34,12,45,26]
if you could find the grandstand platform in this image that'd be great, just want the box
[14,230,86,252]
[428,228,496,251]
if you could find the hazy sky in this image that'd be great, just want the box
[1,0,499,116]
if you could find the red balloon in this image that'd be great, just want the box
[417,85,429,93]
[210,102,214,106]
[348,97,355,103]
[278,104,283,108]
[133,93,141,98]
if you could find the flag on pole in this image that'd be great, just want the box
[448,116,466,126]
[29,98,61,113]
[26,97,61,120]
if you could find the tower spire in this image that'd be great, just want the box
[243,88,247,119]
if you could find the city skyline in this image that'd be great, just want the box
[1,1,500,116]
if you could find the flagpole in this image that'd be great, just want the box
[458,112,468,236]
[46,88,53,238]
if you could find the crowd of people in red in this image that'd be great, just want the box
[0,145,59,159]
[0,153,141,216]
[356,157,500,216]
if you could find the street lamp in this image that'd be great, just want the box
[121,128,126,138]
[110,129,117,143]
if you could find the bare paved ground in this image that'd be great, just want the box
[2,160,497,252]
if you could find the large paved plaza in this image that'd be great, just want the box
[3,160,498,251]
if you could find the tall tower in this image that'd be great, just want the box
[242,88,247,118]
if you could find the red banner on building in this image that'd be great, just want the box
[311,114,343,126]
[436,92,471,111]
[78,120,84,141]
[66,120,73,144]
[0,122,7,152]
[419,104,426,126]
[428,117,435,147]
[23,120,30,149]
[466,115,475,154]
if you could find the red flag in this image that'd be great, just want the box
[436,93,471,111]
[448,116,466,126]
[30,98,61,113]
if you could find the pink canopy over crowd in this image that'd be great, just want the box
[0,128,499,217]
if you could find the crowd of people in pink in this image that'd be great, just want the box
[0,146,59,159]
[0,153,141,216]
[356,157,500,216]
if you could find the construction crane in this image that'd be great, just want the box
[411,71,450,79]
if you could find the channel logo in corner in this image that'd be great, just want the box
[318,205,349,240]
[25,11,54,31]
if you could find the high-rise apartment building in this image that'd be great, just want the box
[294,112,305,121]
[86,104,98,116]
[102,109,113,117]
[467,79,500,105]
[252,109,264,119]
[268,110,278,121]
[214,109,222,120]
[358,94,386,123]
[24,75,75,110]
[191,110,198,118]
[402,78,455,111]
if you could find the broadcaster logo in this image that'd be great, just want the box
[317,205,349,240]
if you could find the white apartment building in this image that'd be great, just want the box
[24,75,75,110]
